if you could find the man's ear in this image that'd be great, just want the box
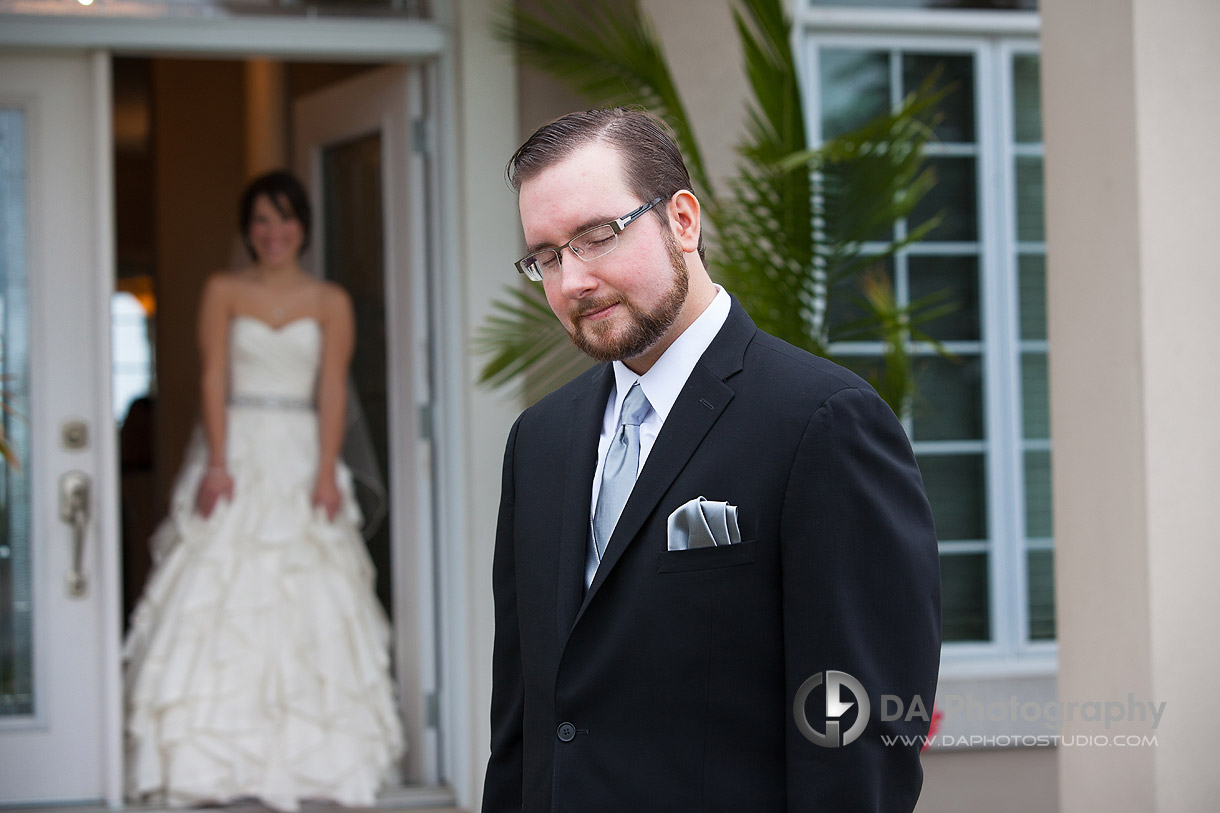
[667,190,701,254]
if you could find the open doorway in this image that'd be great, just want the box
[110,54,441,795]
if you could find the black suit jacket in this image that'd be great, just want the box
[484,300,941,812]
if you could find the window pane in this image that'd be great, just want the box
[908,254,980,341]
[1018,253,1047,340]
[917,453,987,540]
[910,156,978,242]
[1015,156,1045,242]
[913,355,984,441]
[1024,449,1053,539]
[811,0,1035,8]
[1027,549,1055,640]
[903,53,975,143]
[1013,54,1042,143]
[826,257,894,338]
[820,49,890,140]
[1021,352,1049,439]
[0,109,33,717]
[941,552,990,642]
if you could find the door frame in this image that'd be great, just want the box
[0,12,470,808]
[293,64,439,787]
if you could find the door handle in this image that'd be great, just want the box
[58,470,90,598]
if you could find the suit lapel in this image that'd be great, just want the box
[556,364,614,644]
[576,300,756,619]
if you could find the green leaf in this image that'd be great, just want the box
[479,0,955,415]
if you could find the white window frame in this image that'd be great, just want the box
[794,4,1055,689]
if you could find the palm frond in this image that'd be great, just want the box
[479,0,953,416]
[474,285,591,396]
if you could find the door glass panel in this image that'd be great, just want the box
[321,133,394,619]
[0,109,34,717]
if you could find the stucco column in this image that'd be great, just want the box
[1041,1,1220,810]
[448,0,522,807]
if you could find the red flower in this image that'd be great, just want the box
[922,704,944,752]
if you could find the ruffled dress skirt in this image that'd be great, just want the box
[123,398,404,810]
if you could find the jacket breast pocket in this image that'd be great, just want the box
[657,540,757,574]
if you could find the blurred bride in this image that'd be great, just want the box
[122,170,404,811]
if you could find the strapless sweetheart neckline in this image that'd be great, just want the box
[233,314,320,332]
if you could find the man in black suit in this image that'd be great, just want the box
[484,108,941,812]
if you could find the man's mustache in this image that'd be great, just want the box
[572,297,622,319]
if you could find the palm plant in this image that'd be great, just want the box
[477,0,951,416]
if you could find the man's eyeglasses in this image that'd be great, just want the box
[515,197,665,282]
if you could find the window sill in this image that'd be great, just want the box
[924,651,1059,750]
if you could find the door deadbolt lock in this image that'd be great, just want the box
[61,420,88,450]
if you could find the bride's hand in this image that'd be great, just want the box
[195,467,234,517]
[311,474,342,522]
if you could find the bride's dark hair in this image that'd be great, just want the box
[238,170,313,261]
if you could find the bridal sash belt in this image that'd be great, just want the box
[229,393,314,411]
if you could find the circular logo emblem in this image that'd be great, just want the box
[793,670,871,748]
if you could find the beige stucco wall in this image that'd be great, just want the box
[450,0,523,807]
[639,0,750,194]
[919,747,1058,812]
[1042,0,1220,810]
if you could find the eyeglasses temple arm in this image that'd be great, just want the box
[612,196,665,232]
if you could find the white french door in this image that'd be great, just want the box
[293,65,440,788]
[0,52,121,804]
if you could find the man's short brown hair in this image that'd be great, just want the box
[507,107,705,264]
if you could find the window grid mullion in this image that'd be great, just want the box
[987,36,1032,656]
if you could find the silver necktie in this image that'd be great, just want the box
[587,382,651,588]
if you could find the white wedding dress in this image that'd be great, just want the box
[123,315,404,811]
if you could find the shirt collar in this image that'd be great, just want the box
[609,286,731,423]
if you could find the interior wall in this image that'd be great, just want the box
[151,58,248,506]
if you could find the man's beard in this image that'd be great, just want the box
[568,233,689,364]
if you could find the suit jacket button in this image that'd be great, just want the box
[556,722,576,742]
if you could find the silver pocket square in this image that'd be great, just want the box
[667,496,742,551]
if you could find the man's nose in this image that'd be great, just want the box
[557,248,597,297]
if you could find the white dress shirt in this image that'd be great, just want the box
[589,286,732,514]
